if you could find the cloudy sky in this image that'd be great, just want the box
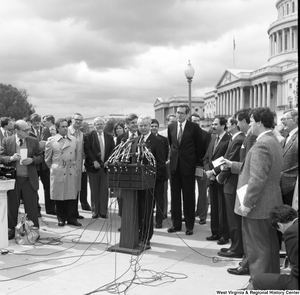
[0,0,277,120]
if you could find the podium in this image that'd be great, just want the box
[107,164,155,255]
[0,179,15,248]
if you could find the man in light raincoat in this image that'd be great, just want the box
[45,118,80,227]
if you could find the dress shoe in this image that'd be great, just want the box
[227,266,249,275]
[206,235,219,241]
[217,237,229,245]
[185,229,193,235]
[155,223,162,229]
[217,250,243,258]
[81,203,91,211]
[67,221,82,226]
[46,211,56,215]
[100,215,107,219]
[38,211,42,218]
[167,227,181,233]
[58,221,65,227]
[92,214,99,219]
[220,247,230,253]
[199,219,206,225]
[77,215,84,219]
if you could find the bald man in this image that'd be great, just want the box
[0,120,43,240]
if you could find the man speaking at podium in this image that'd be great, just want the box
[135,115,166,247]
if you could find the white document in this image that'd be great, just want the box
[212,156,224,168]
[20,149,28,165]
[237,184,248,204]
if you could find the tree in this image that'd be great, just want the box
[0,83,35,119]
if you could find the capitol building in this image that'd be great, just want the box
[204,0,298,121]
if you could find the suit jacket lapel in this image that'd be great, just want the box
[92,130,100,150]
[283,131,298,155]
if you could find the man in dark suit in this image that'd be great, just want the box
[150,118,168,228]
[280,110,298,206]
[216,117,245,258]
[0,120,43,240]
[203,116,231,244]
[116,113,140,216]
[84,117,115,218]
[252,205,298,290]
[0,117,13,145]
[135,115,166,246]
[116,113,140,145]
[235,107,283,288]
[190,113,211,225]
[167,103,204,235]
[29,113,56,216]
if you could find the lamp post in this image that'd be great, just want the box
[184,60,195,113]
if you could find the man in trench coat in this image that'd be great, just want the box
[45,118,80,227]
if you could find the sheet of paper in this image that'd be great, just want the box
[20,149,28,165]
[237,184,248,204]
[212,156,224,168]
[195,166,204,177]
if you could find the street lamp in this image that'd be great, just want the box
[184,60,195,113]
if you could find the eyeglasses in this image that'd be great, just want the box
[281,117,293,122]
[176,111,186,115]
[74,119,83,122]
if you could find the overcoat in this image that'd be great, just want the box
[45,134,78,200]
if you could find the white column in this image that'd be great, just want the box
[228,89,233,116]
[219,92,223,115]
[276,31,279,54]
[262,83,266,107]
[249,86,253,108]
[221,93,224,115]
[223,91,228,116]
[269,35,272,57]
[258,84,262,107]
[240,87,244,109]
[289,27,293,51]
[232,89,235,115]
[277,82,282,108]
[296,27,298,50]
[283,29,286,51]
[267,82,271,107]
[254,85,257,108]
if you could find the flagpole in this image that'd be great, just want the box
[233,36,235,68]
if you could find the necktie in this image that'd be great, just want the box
[140,135,145,143]
[74,130,78,138]
[283,133,289,148]
[36,129,40,141]
[98,132,105,162]
[130,133,135,140]
[213,136,219,153]
[19,139,23,147]
[178,123,183,144]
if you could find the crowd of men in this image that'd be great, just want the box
[0,104,298,290]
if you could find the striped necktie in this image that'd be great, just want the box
[178,123,183,144]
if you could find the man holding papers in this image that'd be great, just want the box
[234,107,283,288]
[216,117,245,258]
[0,120,43,240]
[203,116,231,244]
